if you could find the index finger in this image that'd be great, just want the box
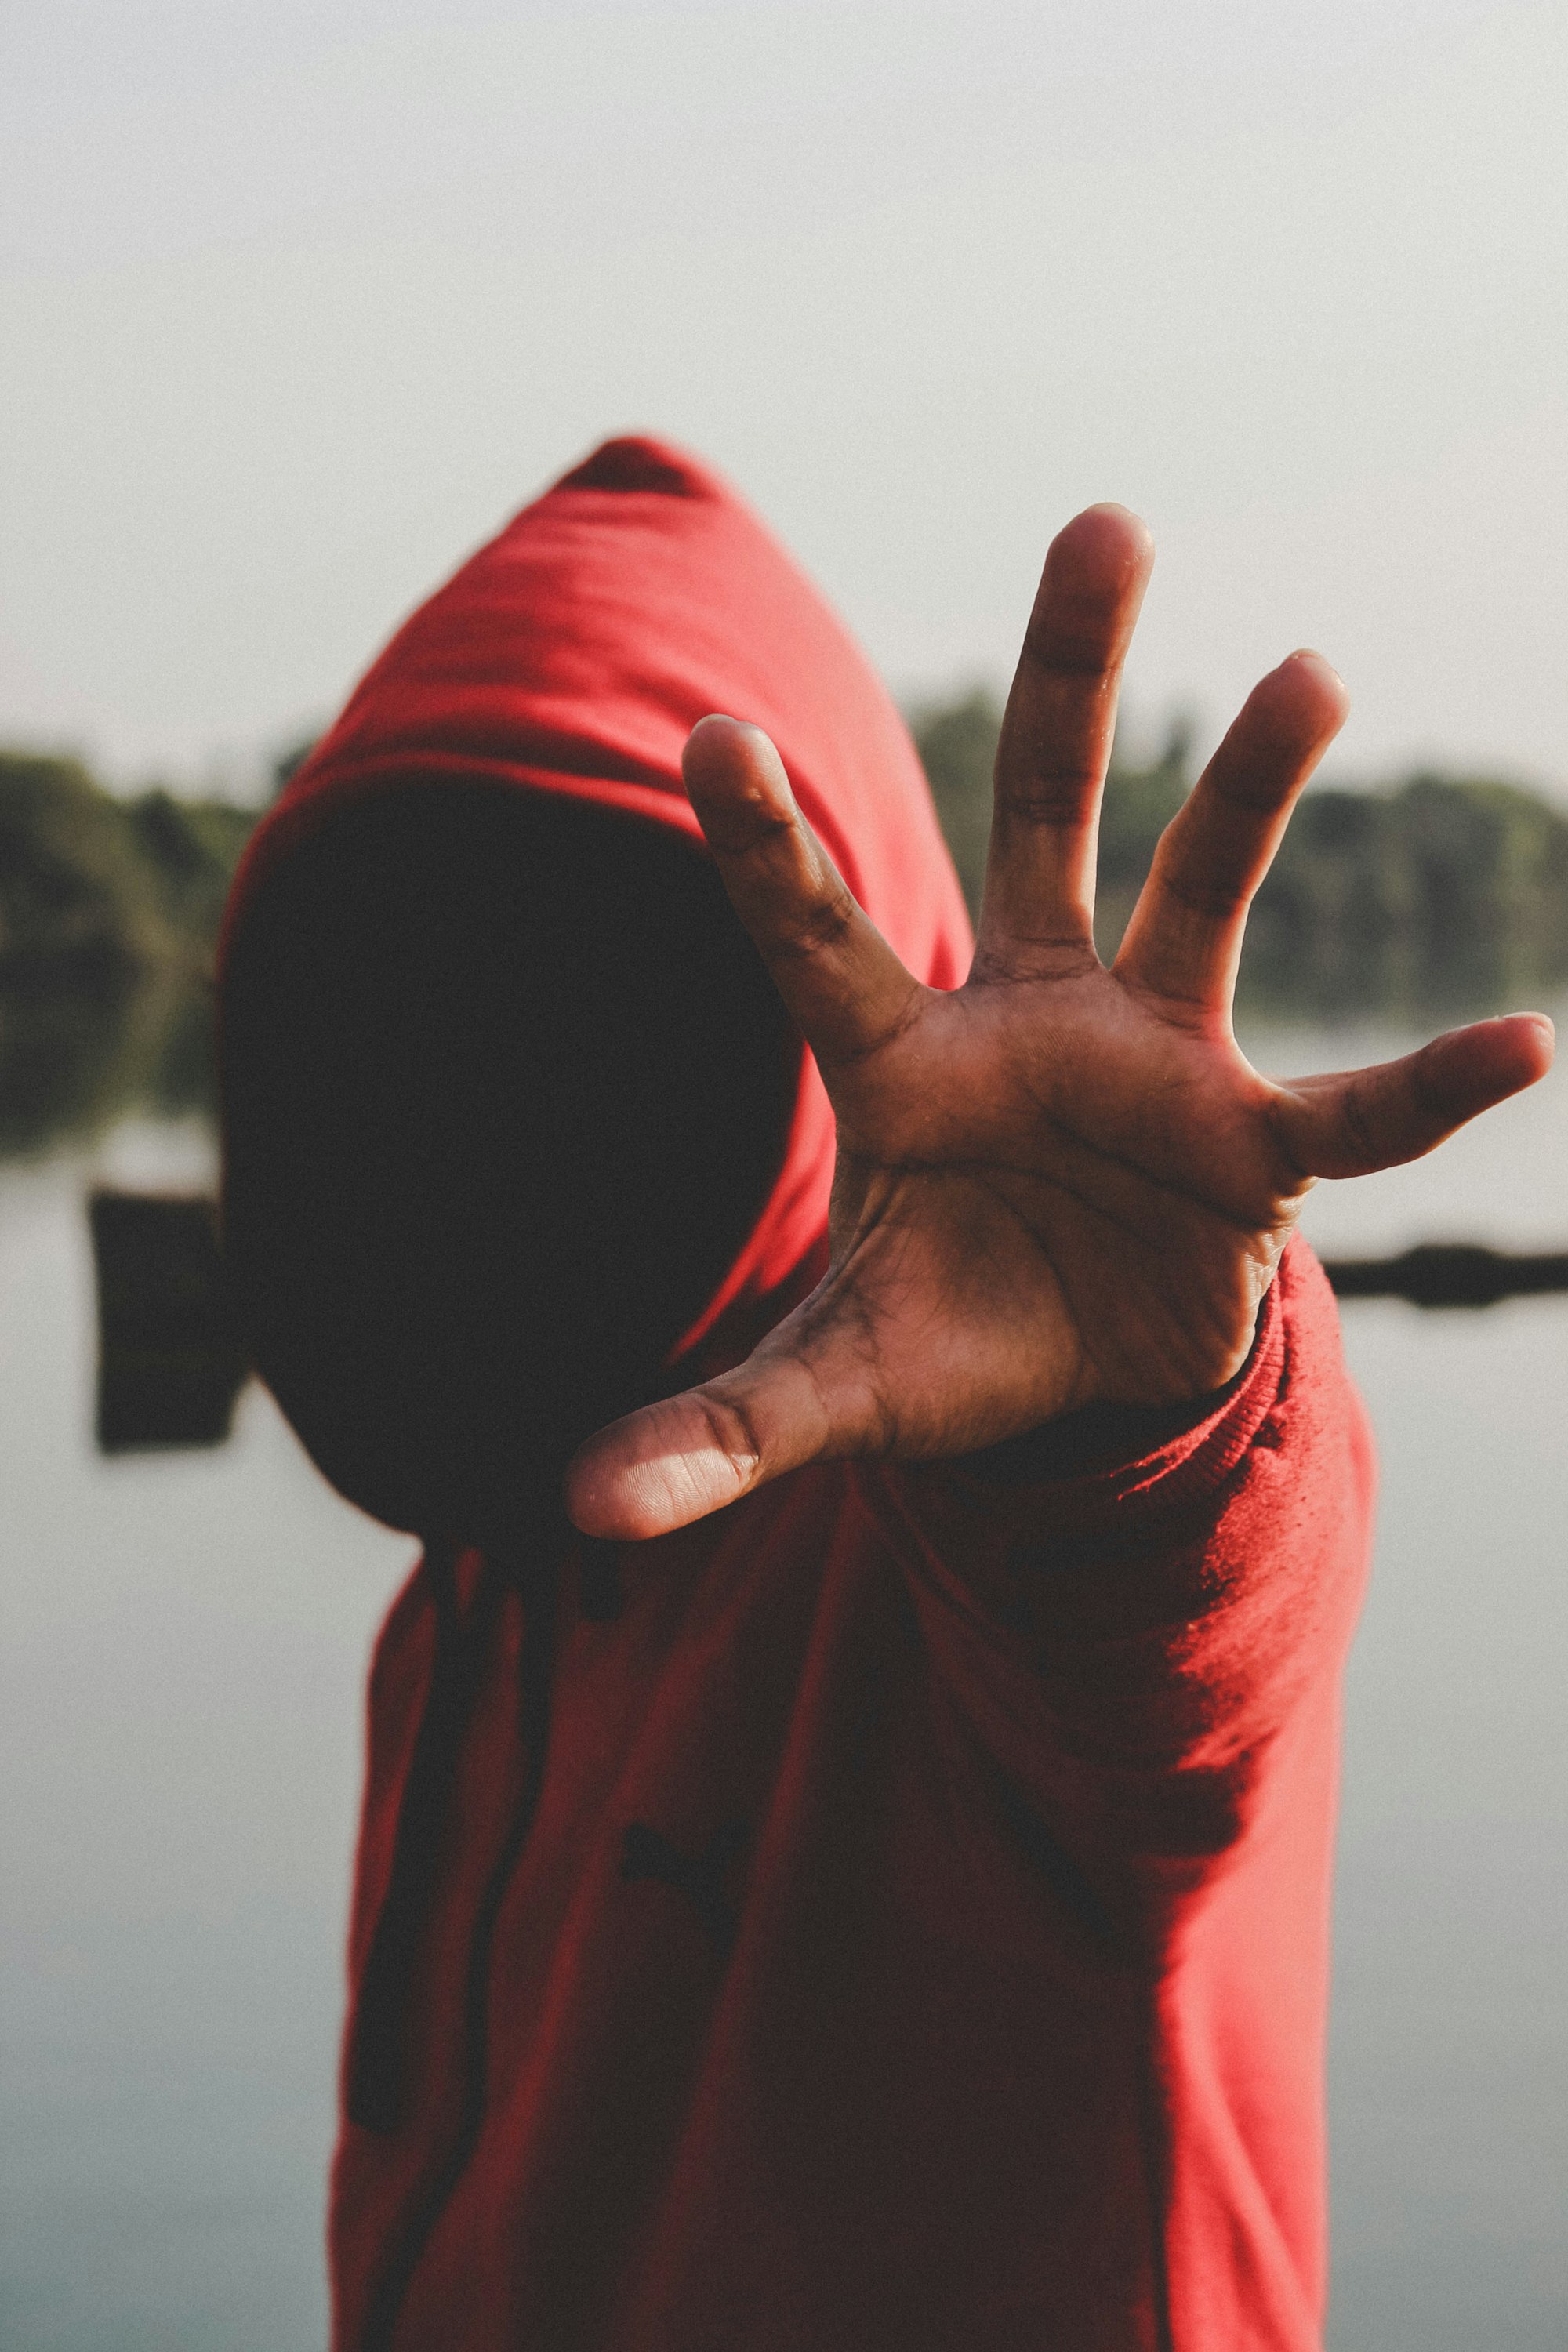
[979,504,1154,967]
[681,717,927,1076]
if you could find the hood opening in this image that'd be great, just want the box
[221,782,795,1542]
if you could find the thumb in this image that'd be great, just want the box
[564,1348,836,1541]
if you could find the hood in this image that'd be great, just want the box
[223,434,971,1364]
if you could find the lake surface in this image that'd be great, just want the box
[2,1024,1565,2351]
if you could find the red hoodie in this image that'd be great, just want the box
[222,437,1374,2351]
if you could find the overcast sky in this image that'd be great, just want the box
[3,0,1564,797]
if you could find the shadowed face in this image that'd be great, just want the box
[220,783,793,1545]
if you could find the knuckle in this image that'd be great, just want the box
[970,935,1098,987]
[1163,876,1242,922]
[996,763,1099,827]
[823,984,925,1071]
[1019,619,1113,681]
[1338,1081,1378,1166]
[1151,845,1248,922]
[776,882,858,961]
[1207,758,1298,818]
[1404,1043,1455,1124]
[694,1388,764,1480]
[706,800,798,859]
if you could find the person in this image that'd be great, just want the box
[217,436,1552,2352]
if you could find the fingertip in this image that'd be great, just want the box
[1051,502,1156,583]
[1233,650,1348,762]
[681,713,793,828]
[683,711,753,775]
[563,1437,672,1544]
[562,1436,630,1542]
[681,710,785,795]
[1489,1010,1555,1085]
[1420,1011,1556,1123]
[565,1396,757,1542]
[1079,498,1155,543]
[1282,646,1346,691]
[1273,648,1351,727]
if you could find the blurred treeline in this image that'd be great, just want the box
[913,691,1568,1021]
[0,753,253,1156]
[3,712,1567,1157]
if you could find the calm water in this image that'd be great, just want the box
[2,1026,1565,2351]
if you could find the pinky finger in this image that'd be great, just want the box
[1272,1014,1555,1180]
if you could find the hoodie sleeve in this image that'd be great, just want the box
[858,1236,1375,1933]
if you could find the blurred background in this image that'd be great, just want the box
[2,3,1565,2347]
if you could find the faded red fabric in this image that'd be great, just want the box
[223,438,1374,2350]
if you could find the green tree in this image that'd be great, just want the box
[0,753,257,1155]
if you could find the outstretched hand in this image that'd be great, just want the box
[567,506,1554,1541]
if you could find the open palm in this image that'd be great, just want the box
[568,506,1553,1541]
